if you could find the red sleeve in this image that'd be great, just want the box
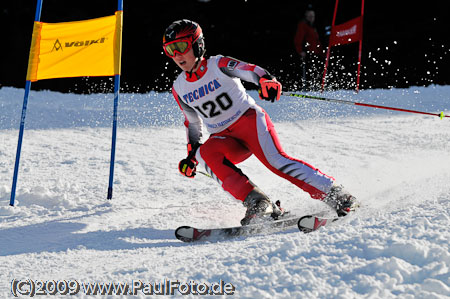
[217,56,269,85]
[217,57,256,71]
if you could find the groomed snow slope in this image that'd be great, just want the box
[1,86,449,298]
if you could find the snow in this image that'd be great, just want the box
[1,85,449,298]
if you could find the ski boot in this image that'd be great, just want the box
[323,184,360,217]
[240,187,282,226]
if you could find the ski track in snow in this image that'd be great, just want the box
[0,86,449,298]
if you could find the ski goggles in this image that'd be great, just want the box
[163,38,192,57]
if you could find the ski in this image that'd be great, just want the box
[175,211,327,242]
[175,216,296,242]
[297,215,340,233]
[297,200,360,233]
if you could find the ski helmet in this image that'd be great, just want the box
[163,19,206,59]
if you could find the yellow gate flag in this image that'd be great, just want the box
[26,11,123,82]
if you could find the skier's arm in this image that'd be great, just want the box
[218,56,268,85]
[217,56,281,102]
[172,87,203,148]
[172,87,202,178]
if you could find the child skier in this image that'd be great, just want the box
[163,19,358,225]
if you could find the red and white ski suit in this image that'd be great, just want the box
[172,55,334,202]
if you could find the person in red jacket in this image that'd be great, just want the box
[293,6,325,90]
[163,19,358,225]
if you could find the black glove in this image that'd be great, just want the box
[178,143,201,178]
[258,75,282,102]
[179,157,198,178]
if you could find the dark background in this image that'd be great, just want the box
[1,0,449,93]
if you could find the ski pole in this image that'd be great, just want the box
[198,170,212,178]
[282,92,449,119]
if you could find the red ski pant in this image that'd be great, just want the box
[196,107,334,202]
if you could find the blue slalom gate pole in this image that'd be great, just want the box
[107,74,120,199]
[10,82,32,206]
[107,0,123,199]
[10,0,43,206]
